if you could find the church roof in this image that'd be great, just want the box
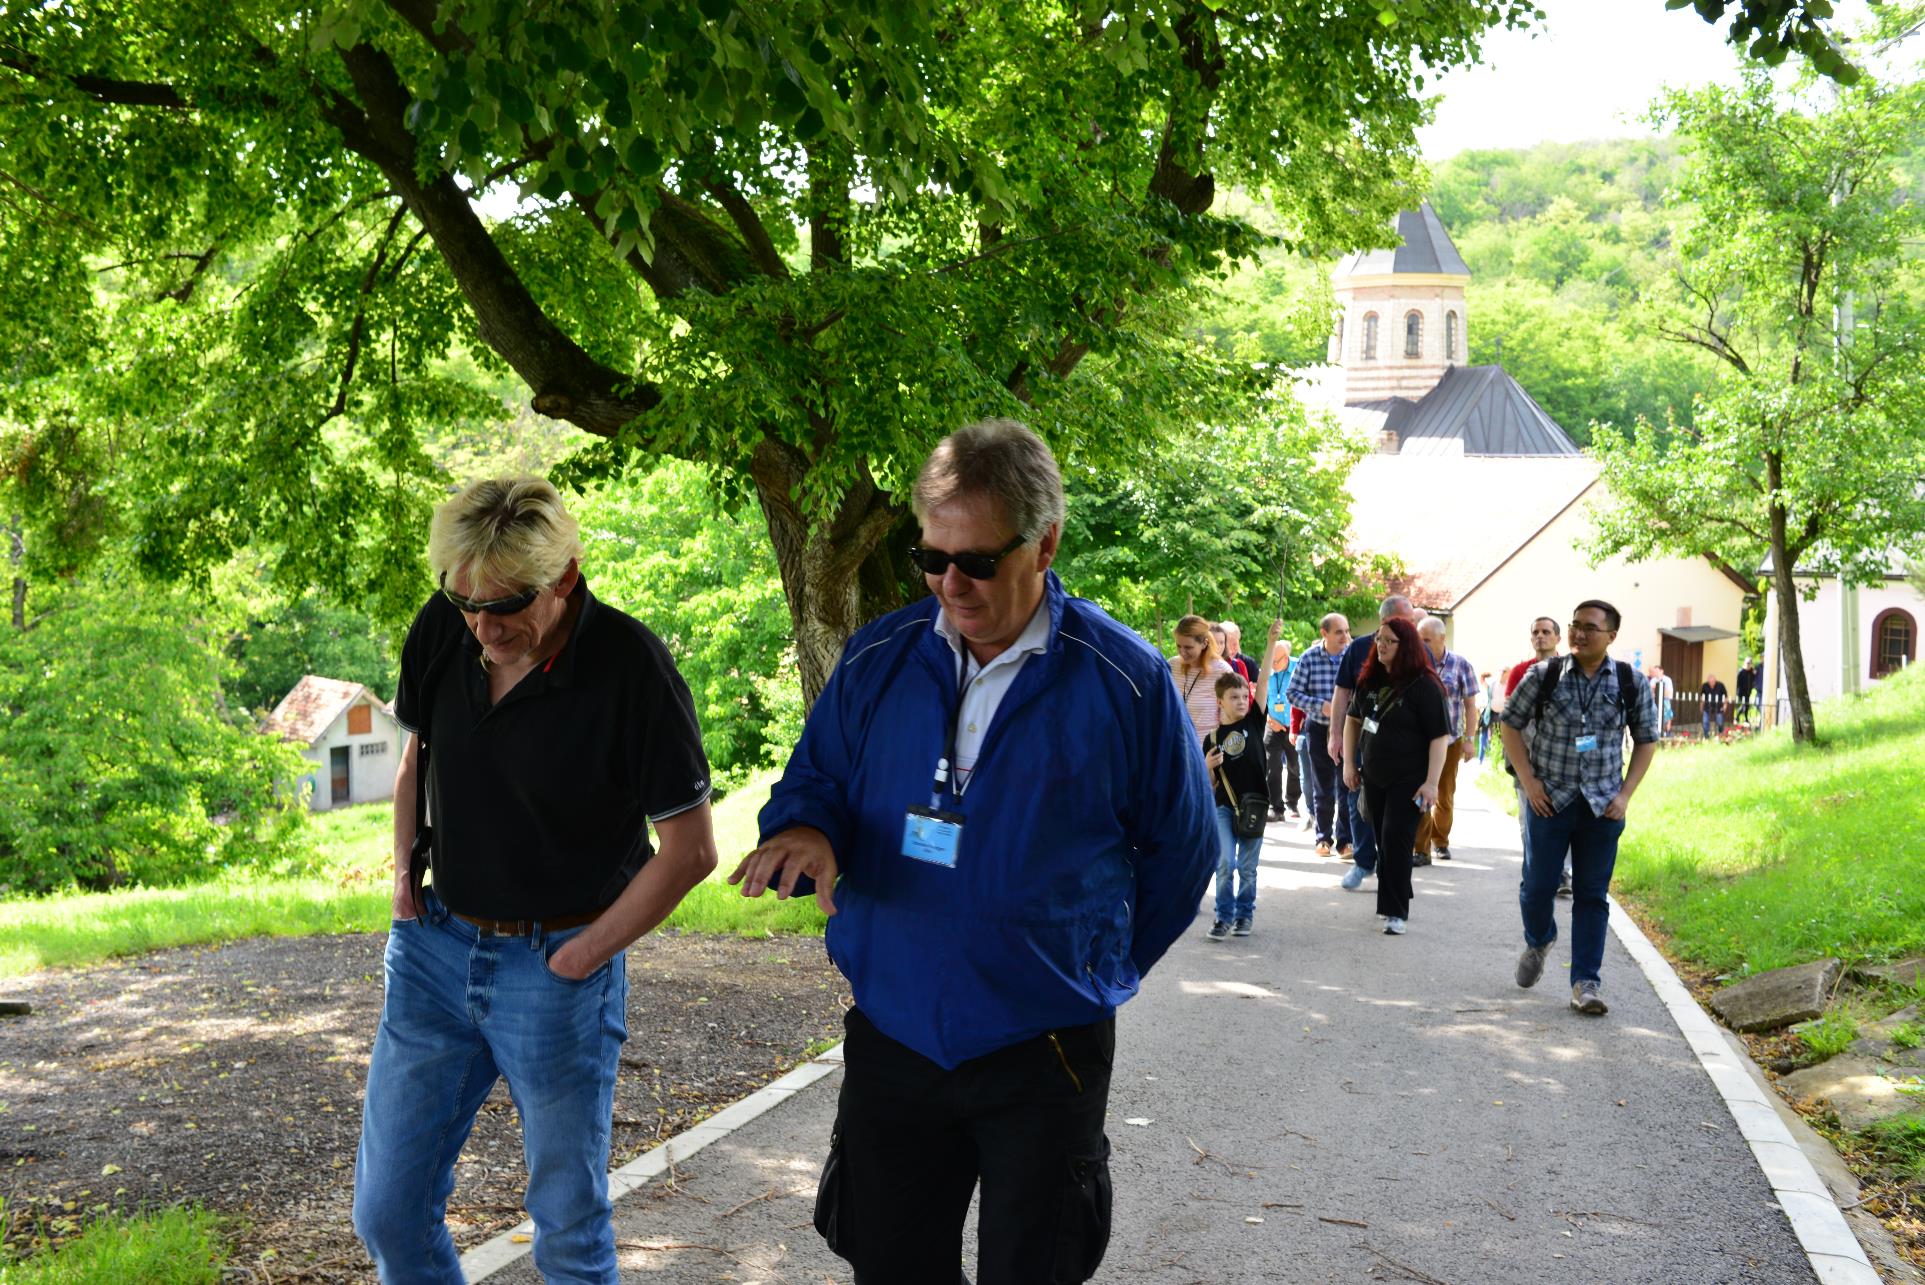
[1348,365,1581,456]
[1345,456,1602,609]
[1334,202,1470,279]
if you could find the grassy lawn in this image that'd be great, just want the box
[0,1206,224,1285]
[0,766,823,979]
[1605,666,1925,977]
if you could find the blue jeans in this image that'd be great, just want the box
[1520,798,1627,985]
[1340,778,1377,873]
[1703,709,1724,737]
[1214,806,1262,923]
[353,890,629,1284]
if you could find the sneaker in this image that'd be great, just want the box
[1515,942,1552,989]
[1232,918,1252,937]
[1341,864,1366,891]
[1206,920,1229,941]
[1412,851,1433,868]
[1267,808,1284,823]
[1315,840,1332,857]
[1285,807,1301,822]
[1571,980,1608,1015]
[1299,816,1314,832]
[1556,878,1573,899]
[1337,843,1354,859]
[1435,846,1452,860]
[1384,916,1407,935]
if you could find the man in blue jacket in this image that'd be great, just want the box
[730,417,1216,1283]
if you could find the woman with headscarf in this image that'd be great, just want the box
[1170,615,1233,741]
[1340,616,1451,937]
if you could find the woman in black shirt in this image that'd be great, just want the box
[1340,616,1451,936]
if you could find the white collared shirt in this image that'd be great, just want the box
[933,598,1052,793]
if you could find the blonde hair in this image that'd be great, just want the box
[428,475,584,592]
[1174,615,1220,674]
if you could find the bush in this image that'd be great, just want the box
[0,578,310,894]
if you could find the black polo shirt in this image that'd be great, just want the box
[393,578,710,920]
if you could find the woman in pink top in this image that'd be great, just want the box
[1170,614,1233,740]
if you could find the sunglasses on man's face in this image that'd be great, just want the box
[440,572,542,616]
[908,532,1028,581]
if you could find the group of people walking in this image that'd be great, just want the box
[1171,596,1660,1018]
[358,416,1661,1284]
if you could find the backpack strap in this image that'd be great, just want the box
[1529,655,1567,725]
[1615,661,1638,725]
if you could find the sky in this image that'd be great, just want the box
[1416,0,1882,160]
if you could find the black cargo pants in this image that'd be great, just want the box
[815,1007,1115,1284]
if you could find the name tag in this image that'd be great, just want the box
[902,805,964,867]
[1574,734,1599,754]
[1362,718,1380,734]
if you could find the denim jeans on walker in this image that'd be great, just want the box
[1214,805,1262,923]
[353,889,629,1284]
[1519,798,1626,985]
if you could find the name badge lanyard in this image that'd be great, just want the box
[939,651,981,807]
[1569,663,1607,733]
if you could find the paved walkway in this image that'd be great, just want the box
[483,766,1832,1283]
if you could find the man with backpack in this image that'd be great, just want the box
[1500,600,1658,1017]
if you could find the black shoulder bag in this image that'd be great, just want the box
[1211,726,1269,840]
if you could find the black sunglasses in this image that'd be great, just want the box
[908,532,1028,581]
[440,571,542,616]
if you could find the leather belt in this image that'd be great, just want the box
[451,908,602,937]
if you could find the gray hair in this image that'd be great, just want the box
[428,475,583,591]
[1379,594,1414,620]
[1418,616,1447,640]
[911,417,1066,542]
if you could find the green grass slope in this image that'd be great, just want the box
[1614,666,1925,976]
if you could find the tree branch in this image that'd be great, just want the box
[321,205,409,426]
[697,175,789,281]
[158,243,221,303]
[0,55,186,108]
[383,0,474,54]
[329,42,659,437]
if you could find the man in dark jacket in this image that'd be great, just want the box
[730,418,1217,1282]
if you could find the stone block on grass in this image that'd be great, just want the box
[1709,958,1843,1033]
[1778,1055,1925,1132]
[1851,956,1925,992]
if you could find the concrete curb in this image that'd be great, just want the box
[1607,896,1881,1285]
[461,1042,846,1281]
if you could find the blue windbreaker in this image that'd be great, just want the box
[758,572,1216,1069]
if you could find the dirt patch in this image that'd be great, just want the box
[0,929,848,1281]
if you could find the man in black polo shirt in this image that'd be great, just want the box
[352,475,717,1285]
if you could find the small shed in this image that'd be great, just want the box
[261,676,404,811]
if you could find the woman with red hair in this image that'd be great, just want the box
[1340,616,1451,936]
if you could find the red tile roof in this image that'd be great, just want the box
[260,676,377,745]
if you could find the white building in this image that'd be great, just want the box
[1762,556,1921,717]
[1306,202,1749,696]
[261,675,404,811]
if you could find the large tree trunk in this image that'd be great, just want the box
[750,440,908,706]
[1765,451,1817,744]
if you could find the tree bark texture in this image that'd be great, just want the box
[1764,450,1817,744]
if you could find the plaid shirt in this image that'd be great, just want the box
[1285,643,1346,723]
[1433,648,1479,739]
[1501,656,1658,816]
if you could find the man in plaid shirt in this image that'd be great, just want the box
[1284,613,1351,854]
[1500,599,1658,1016]
[1414,617,1478,863]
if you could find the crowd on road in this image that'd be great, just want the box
[357,417,1670,1284]
[1173,594,1660,1024]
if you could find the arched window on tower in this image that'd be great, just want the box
[1362,313,1379,360]
[1871,608,1916,679]
[1445,310,1459,362]
[1404,311,1423,358]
